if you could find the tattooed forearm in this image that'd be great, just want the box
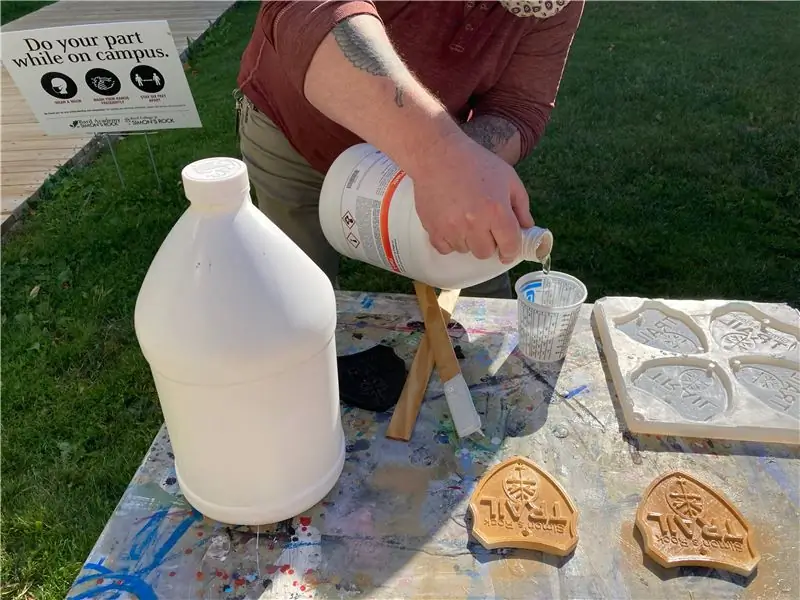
[332,20,406,107]
[462,116,518,153]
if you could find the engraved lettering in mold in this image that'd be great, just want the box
[732,362,799,420]
[646,477,745,552]
[633,363,728,422]
[616,309,704,353]
[712,311,798,353]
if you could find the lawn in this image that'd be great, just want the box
[0,1,55,25]
[1,1,798,598]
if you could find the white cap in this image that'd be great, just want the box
[181,157,250,207]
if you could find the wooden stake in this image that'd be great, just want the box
[385,285,460,441]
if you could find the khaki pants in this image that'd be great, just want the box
[237,96,512,298]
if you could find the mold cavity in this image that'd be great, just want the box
[614,301,707,354]
[730,356,799,420]
[631,358,730,422]
[710,303,799,354]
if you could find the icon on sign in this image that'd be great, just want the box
[85,68,121,96]
[41,72,78,99]
[342,211,355,229]
[346,232,360,248]
[130,65,165,94]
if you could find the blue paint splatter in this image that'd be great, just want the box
[360,296,374,309]
[564,384,588,399]
[435,432,449,444]
[68,509,202,600]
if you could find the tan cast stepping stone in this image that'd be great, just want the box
[635,470,760,576]
[468,456,578,556]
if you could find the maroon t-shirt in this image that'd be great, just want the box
[238,1,584,173]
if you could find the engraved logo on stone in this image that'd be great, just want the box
[189,158,241,180]
[468,456,578,556]
[617,307,705,354]
[711,310,798,354]
[635,470,760,576]
[731,358,799,420]
[632,361,729,422]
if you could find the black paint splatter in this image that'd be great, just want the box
[164,476,177,486]
[262,578,272,588]
[454,345,465,360]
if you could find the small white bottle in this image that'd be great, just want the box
[134,158,345,525]
[319,143,553,290]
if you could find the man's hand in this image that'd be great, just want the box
[304,14,534,262]
[413,135,534,263]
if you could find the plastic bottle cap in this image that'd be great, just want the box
[181,157,250,206]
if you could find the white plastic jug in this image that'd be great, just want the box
[134,157,345,525]
[319,143,553,290]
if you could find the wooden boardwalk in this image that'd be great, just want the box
[1,0,235,233]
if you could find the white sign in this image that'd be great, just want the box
[1,20,201,135]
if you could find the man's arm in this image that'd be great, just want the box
[303,13,469,180]
[470,1,584,163]
[461,115,522,165]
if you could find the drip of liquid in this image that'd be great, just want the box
[540,254,552,305]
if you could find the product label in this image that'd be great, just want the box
[337,151,408,274]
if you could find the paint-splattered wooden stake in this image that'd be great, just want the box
[385,284,460,441]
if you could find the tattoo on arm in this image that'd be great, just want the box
[332,19,406,107]
[461,116,517,153]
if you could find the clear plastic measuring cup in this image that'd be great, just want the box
[514,271,588,362]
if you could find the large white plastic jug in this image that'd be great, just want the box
[134,157,345,525]
[319,144,553,290]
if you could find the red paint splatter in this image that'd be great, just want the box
[234,578,246,587]
[169,572,176,577]
[184,548,192,554]
[293,581,298,587]
[301,526,308,532]
[305,568,314,574]
[115,581,123,586]
[280,565,291,573]
[96,579,104,585]
[526,405,533,411]
[196,531,204,537]
[215,570,223,578]
[195,571,204,581]
[266,566,278,574]
[299,516,312,526]
[288,569,295,575]
[300,585,306,591]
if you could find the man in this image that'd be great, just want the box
[237,0,583,298]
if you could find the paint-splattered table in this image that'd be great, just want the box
[67,292,799,600]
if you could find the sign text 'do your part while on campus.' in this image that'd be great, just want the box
[1,20,201,135]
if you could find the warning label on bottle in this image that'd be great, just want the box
[337,152,408,275]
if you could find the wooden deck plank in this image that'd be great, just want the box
[1,0,235,234]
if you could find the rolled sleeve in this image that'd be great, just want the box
[473,1,584,160]
[259,1,381,93]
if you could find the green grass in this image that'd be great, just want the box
[1,1,798,598]
[0,1,55,25]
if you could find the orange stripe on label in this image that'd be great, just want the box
[379,170,406,273]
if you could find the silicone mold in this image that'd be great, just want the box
[594,297,800,444]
